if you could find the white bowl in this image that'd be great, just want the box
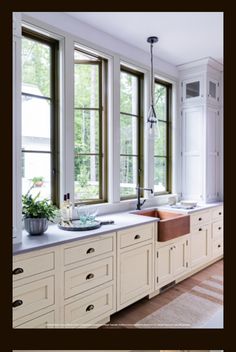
[181,200,197,207]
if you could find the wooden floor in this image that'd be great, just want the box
[102,259,223,328]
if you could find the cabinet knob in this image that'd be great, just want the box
[199,228,202,231]
[218,227,222,230]
[86,273,94,280]
[134,234,141,240]
[198,217,202,221]
[86,248,95,254]
[12,299,23,308]
[219,212,222,215]
[218,244,221,248]
[86,304,94,312]
[12,268,24,275]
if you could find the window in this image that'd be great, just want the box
[120,67,143,199]
[21,28,59,204]
[154,79,172,194]
[74,49,107,204]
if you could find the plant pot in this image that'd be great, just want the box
[24,218,48,235]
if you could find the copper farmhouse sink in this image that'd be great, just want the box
[133,209,190,242]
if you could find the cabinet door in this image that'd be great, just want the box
[172,238,189,278]
[190,224,211,269]
[156,244,172,288]
[119,244,153,308]
[206,107,220,201]
[182,76,203,104]
[207,77,220,105]
[181,106,204,200]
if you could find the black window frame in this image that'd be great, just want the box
[74,47,108,205]
[154,78,172,195]
[21,27,60,206]
[120,65,144,200]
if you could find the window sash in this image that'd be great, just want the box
[154,79,171,195]
[21,28,59,205]
[74,50,107,204]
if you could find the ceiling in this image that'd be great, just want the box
[66,12,223,66]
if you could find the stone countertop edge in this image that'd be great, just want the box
[13,213,158,256]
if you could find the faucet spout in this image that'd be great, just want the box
[136,185,153,210]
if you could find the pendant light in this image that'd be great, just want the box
[147,36,159,136]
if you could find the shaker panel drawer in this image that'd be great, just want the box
[64,257,113,298]
[119,224,153,249]
[191,211,211,228]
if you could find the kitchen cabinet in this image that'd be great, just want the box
[12,246,60,328]
[117,223,154,311]
[190,224,211,269]
[211,206,224,259]
[179,58,223,202]
[156,235,190,289]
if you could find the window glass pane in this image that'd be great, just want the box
[74,109,99,154]
[22,95,51,151]
[22,152,51,200]
[186,81,200,98]
[120,71,138,115]
[154,83,167,121]
[120,114,138,155]
[120,155,137,197]
[74,64,99,109]
[22,37,51,97]
[154,121,167,156]
[74,155,100,200]
[209,81,216,98]
[154,157,167,193]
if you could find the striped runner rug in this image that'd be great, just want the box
[135,275,223,328]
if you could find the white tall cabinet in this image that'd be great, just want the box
[178,58,223,203]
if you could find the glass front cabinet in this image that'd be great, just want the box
[207,76,220,105]
[181,76,204,104]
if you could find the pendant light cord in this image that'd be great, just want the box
[150,42,154,106]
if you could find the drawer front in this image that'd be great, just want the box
[64,257,113,298]
[64,235,114,266]
[13,276,54,321]
[212,206,223,221]
[191,210,211,228]
[119,224,153,249]
[212,220,223,239]
[14,311,55,328]
[13,252,55,281]
[212,238,223,257]
[64,285,113,327]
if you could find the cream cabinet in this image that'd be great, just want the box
[211,206,224,259]
[156,235,190,289]
[12,246,60,328]
[117,223,154,311]
[61,232,116,328]
[190,224,211,269]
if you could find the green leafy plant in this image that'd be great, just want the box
[32,176,44,183]
[22,186,57,221]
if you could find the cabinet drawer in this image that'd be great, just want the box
[212,238,223,257]
[64,235,114,266]
[13,251,55,281]
[119,224,153,249]
[14,311,55,328]
[64,257,113,298]
[212,206,223,221]
[191,210,211,228]
[212,220,223,239]
[13,276,54,321]
[64,285,113,327]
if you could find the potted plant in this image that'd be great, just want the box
[32,176,44,187]
[22,187,57,235]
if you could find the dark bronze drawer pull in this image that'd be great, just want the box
[12,299,23,308]
[12,268,24,275]
[199,228,202,231]
[86,273,94,280]
[218,244,221,248]
[219,212,222,215]
[86,248,95,254]
[86,304,94,312]
[218,227,222,230]
[134,234,141,240]
[198,217,202,221]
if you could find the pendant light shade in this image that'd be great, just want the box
[147,36,159,135]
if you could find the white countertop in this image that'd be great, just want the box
[13,201,223,256]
